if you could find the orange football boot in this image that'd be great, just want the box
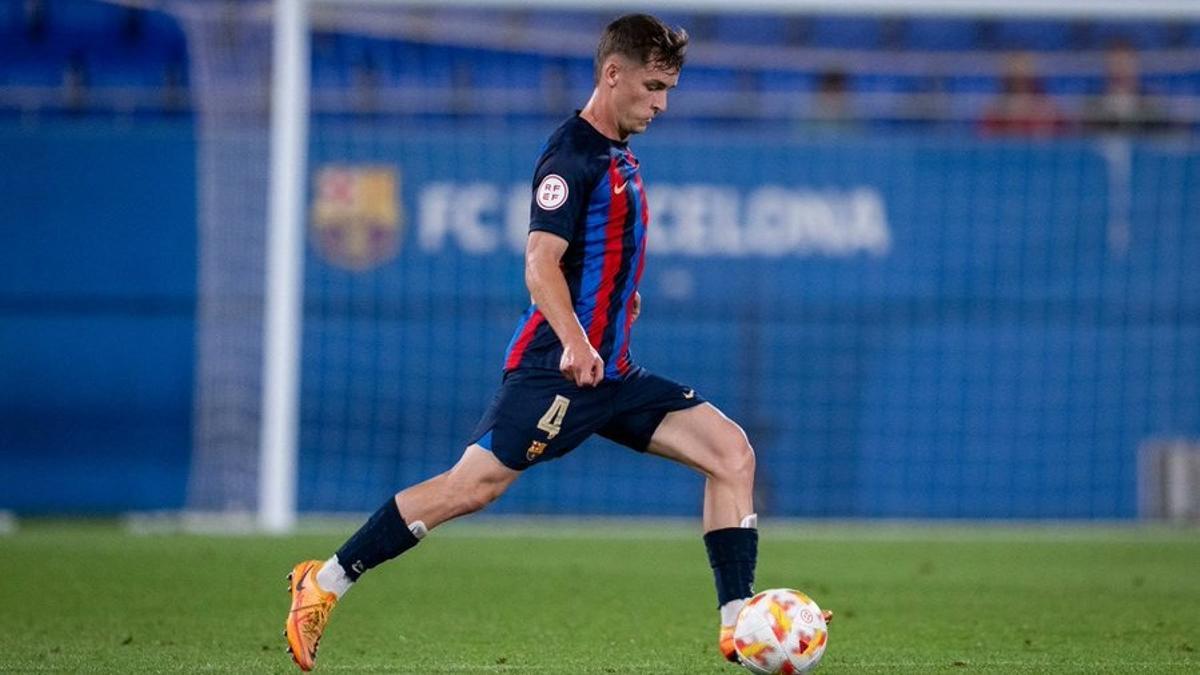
[719,609,833,664]
[718,624,740,663]
[283,560,338,671]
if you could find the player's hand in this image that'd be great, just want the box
[631,292,641,323]
[560,338,604,387]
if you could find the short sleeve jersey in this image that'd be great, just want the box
[502,113,649,381]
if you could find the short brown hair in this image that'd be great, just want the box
[594,14,688,83]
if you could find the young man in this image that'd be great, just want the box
[283,14,825,671]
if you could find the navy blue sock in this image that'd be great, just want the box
[703,527,758,607]
[335,498,420,581]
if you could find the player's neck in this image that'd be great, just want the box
[580,93,626,143]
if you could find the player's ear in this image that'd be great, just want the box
[602,57,622,87]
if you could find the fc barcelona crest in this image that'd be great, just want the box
[526,440,548,462]
[311,165,402,270]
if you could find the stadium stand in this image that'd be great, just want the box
[2,0,1197,133]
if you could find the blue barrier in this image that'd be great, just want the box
[3,119,1197,518]
[0,120,196,512]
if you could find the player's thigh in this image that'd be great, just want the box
[645,403,753,478]
[467,369,611,471]
[597,369,704,453]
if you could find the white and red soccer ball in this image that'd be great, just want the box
[733,589,829,674]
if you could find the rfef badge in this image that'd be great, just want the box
[311,165,401,270]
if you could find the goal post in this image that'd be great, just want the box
[259,0,310,534]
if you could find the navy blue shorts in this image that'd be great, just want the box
[468,367,706,471]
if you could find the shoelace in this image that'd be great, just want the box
[300,603,329,642]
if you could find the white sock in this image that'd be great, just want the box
[408,520,428,539]
[720,599,746,627]
[316,555,353,599]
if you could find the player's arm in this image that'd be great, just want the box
[525,231,604,387]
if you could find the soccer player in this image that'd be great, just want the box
[283,14,826,671]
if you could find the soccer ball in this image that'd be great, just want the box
[733,589,829,675]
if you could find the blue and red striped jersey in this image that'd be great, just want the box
[503,113,649,381]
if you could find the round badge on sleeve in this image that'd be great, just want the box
[536,174,569,211]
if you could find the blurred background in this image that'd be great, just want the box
[2,0,1198,527]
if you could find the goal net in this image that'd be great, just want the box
[176,0,1200,529]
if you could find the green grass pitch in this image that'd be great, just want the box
[1,520,1197,673]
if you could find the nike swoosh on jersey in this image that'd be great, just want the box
[614,180,629,194]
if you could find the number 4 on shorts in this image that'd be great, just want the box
[537,395,571,440]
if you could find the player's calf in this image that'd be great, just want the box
[317,496,425,597]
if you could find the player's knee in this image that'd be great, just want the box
[458,481,505,515]
[458,493,488,515]
[713,424,755,484]
[729,442,756,485]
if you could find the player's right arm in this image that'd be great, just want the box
[525,231,604,387]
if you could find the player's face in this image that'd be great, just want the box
[611,57,679,137]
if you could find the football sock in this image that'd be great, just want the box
[719,599,745,627]
[704,518,759,612]
[316,555,353,598]
[331,497,422,587]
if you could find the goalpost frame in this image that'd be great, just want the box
[259,0,309,534]
[257,0,1200,533]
